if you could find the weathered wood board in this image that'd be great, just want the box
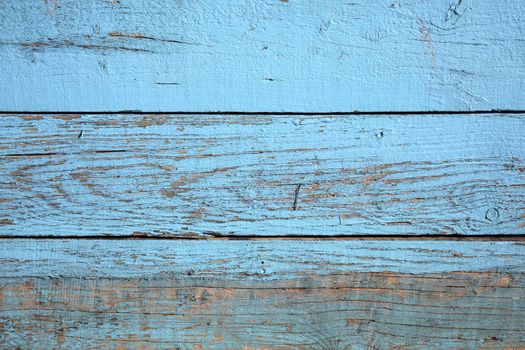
[1,0,524,112]
[1,113,524,237]
[2,0,525,346]
[1,240,524,349]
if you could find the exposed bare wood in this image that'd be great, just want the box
[0,240,524,349]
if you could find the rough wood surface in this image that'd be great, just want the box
[0,0,524,112]
[0,240,524,349]
[1,113,524,237]
[2,240,525,277]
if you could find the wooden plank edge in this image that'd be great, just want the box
[0,109,525,115]
[1,234,525,241]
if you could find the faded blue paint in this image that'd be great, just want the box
[0,0,524,112]
[0,1,524,347]
[1,240,524,278]
[1,114,524,236]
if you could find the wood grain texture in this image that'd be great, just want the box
[0,0,524,112]
[0,239,524,349]
[1,113,525,237]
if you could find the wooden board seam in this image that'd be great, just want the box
[1,109,525,116]
[1,235,525,241]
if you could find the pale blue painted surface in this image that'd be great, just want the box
[1,114,524,236]
[1,1,524,347]
[0,0,524,112]
[1,240,524,349]
[1,240,524,278]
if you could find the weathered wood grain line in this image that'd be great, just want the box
[1,114,525,237]
[0,0,524,112]
[0,240,524,349]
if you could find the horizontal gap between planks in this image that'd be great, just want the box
[1,234,525,241]
[1,109,525,116]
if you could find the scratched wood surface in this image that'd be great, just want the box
[1,0,524,112]
[1,113,524,237]
[0,240,524,349]
[2,0,525,347]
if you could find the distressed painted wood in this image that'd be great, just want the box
[1,0,524,112]
[3,240,525,277]
[1,113,524,237]
[0,239,524,349]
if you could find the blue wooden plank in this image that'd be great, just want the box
[0,0,524,112]
[1,113,524,237]
[0,239,524,349]
[1,239,524,277]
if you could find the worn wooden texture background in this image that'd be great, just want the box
[1,240,525,349]
[0,0,524,112]
[1,0,525,349]
[1,113,525,237]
